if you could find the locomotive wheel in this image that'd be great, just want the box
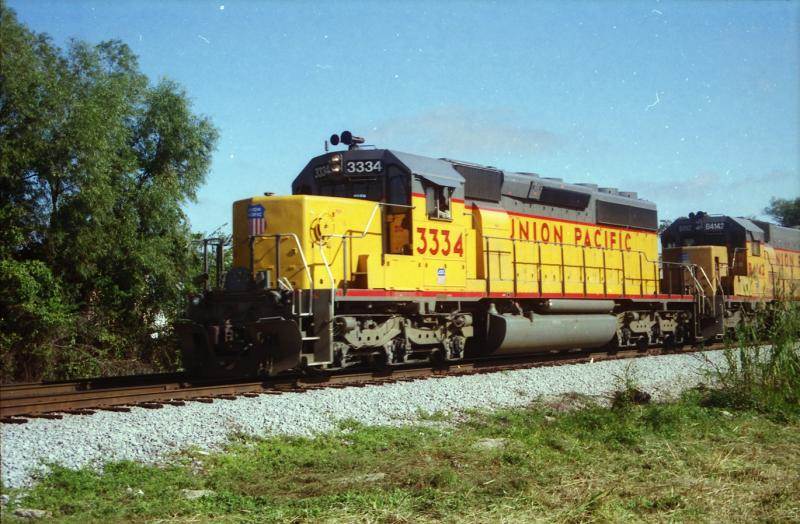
[428,347,446,366]
[663,333,685,352]
[371,349,392,370]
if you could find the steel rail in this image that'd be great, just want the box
[0,344,725,420]
[0,372,187,399]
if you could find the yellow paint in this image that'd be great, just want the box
[662,245,728,298]
[233,195,383,290]
[738,243,800,299]
[662,243,800,300]
[233,193,663,298]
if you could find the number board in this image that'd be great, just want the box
[345,160,383,175]
[314,164,332,179]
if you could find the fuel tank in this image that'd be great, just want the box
[486,313,617,354]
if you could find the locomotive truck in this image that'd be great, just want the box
[177,133,800,377]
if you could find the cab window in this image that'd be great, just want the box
[425,183,453,220]
[751,241,761,256]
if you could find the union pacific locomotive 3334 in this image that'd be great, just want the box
[177,132,800,377]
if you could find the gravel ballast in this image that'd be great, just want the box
[1,350,724,489]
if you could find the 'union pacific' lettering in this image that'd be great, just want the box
[511,218,633,251]
[773,251,799,267]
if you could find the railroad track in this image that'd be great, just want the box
[0,344,723,422]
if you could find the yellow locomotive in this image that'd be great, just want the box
[177,132,800,376]
[662,213,800,337]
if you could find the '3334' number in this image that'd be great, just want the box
[345,160,383,174]
[416,227,463,256]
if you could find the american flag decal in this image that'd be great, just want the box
[247,204,266,236]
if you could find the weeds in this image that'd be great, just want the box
[414,407,452,422]
[705,300,800,419]
[611,363,652,409]
[3,397,797,523]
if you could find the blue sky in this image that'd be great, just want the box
[9,0,800,233]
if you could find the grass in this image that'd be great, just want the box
[3,303,798,523]
[2,391,798,523]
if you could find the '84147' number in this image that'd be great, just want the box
[415,227,463,257]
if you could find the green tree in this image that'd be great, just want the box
[765,197,800,228]
[0,2,218,381]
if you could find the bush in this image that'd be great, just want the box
[0,4,217,382]
[705,300,800,419]
[0,259,74,381]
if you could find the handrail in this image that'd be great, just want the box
[194,237,226,291]
[321,202,415,241]
[763,249,779,297]
[726,247,800,298]
[249,232,314,290]
[694,264,715,294]
[677,263,706,301]
[482,234,656,285]
[317,243,336,308]
[250,203,414,296]
[764,249,800,296]
[481,234,656,261]
[319,202,415,288]
[480,234,711,299]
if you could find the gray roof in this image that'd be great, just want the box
[753,219,800,251]
[730,217,767,242]
[292,148,658,229]
[388,151,464,188]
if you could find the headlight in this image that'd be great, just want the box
[329,154,342,174]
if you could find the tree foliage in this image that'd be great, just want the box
[765,197,800,228]
[0,2,218,381]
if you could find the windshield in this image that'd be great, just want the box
[313,178,383,201]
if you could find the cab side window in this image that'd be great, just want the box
[751,241,761,256]
[425,183,453,220]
